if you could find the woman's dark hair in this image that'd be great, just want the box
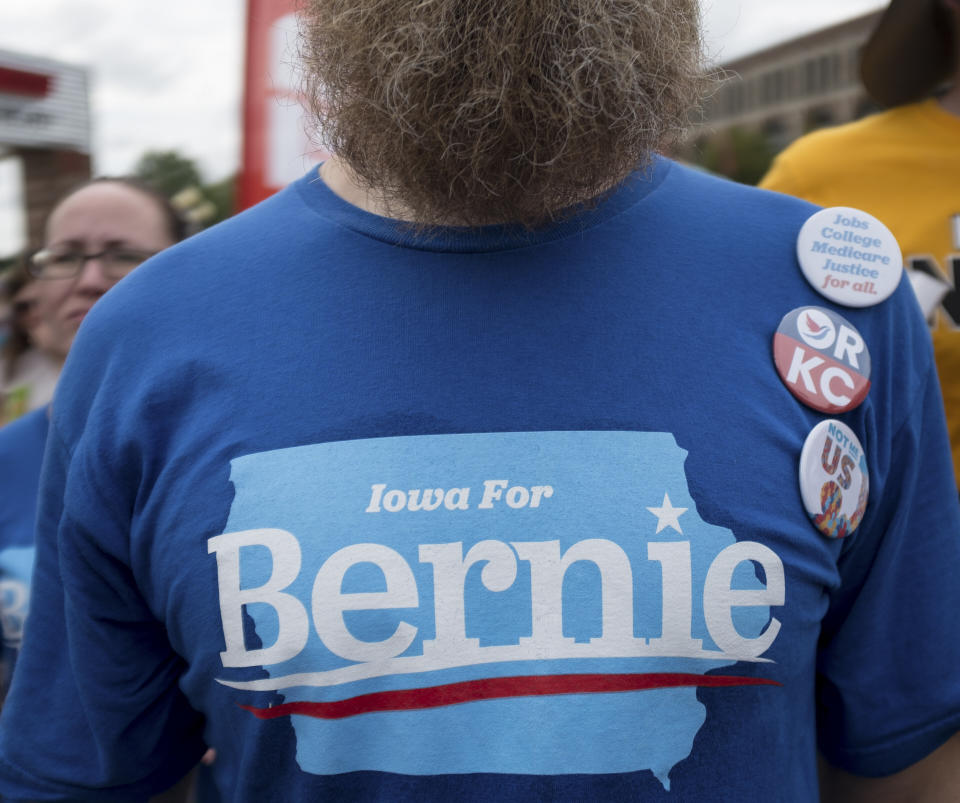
[1,258,38,382]
[52,176,189,244]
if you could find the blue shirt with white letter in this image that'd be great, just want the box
[0,159,958,801]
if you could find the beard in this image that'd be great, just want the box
[300,0,708,227]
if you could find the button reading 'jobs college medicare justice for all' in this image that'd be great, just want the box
[773,306,871,414]
[796,206,903,307]
[798,419,869,539]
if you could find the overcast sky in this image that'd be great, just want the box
[0,0,887,254]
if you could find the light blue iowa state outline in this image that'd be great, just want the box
[220,431,770,789]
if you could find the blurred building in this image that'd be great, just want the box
[0,49,91,255]
[684,10,883,183]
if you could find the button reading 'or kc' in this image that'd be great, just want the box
[773,306,871,414]
[796,206,902,307]
[798,419,869,539]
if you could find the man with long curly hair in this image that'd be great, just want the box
[0,2,958,800]
[300,0,705,227]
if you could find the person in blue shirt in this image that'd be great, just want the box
[0,176,184,701]
[0,1,958,801]
[0,405,48,704]
[0,178,220,802]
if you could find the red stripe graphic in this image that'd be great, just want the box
[239,673,780,720]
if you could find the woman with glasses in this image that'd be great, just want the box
[2,178,179,425]
[26,177,185,365]
[0,177,183,696]
[0,177,215,802]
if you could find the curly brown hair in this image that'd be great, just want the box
[299,0,708,227]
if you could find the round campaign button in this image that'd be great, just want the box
[773,306,871,413]
[798,419,869,539]
[796,206,902,307]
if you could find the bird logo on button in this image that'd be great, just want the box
[773,306,871,414]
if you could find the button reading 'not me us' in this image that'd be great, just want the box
[798,419,869,539]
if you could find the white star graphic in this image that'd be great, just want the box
[646,493,688,534]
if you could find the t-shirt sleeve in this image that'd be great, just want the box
[815,360,960,777]
[0,419,207,801]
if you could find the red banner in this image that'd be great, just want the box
[0,66,51,98]
[238,0,327,210]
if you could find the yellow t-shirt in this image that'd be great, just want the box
[761,98,960,488]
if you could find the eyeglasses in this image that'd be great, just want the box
[29,247,158,280]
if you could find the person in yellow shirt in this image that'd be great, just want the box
[761,0,960,490]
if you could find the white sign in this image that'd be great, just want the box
[0,48,90,153]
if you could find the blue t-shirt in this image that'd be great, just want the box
[0,158,958,801]
[0,407,46,702]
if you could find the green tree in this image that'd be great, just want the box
[696,127,775,186]
[133,150,236,229]
[133,150,203,199]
